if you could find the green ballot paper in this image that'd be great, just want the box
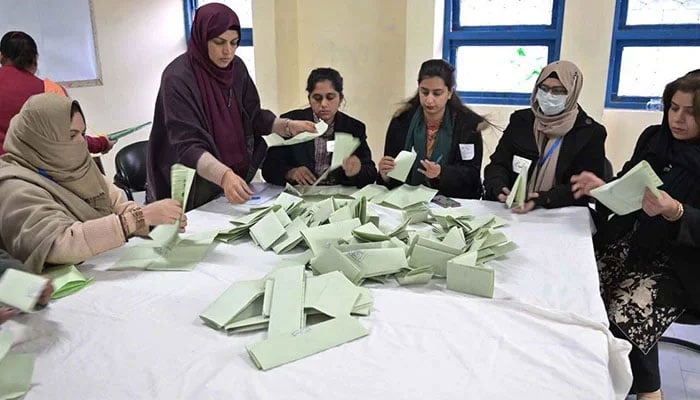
[263,120,328,147]
[45,265,94,299]
[246,315,369,370]
[154,163,197,251]
[387,150,418,182]
[0,330,36,400]
[590,160,663,215]
[0,269,48,313]
[505,167,527,209]
[106,121,152,140]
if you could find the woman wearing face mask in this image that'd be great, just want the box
[378,59,488,199]
[483,60,607,213]
[262,67,377,187]
[147,3,315,210]
[571,73,700,400]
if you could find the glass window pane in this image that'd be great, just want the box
[617,46,700,97]
[236,46,256,82]
[455,46,548,93]
[459,0,553,26]
[626,0,700,25]
[199,0,253,28]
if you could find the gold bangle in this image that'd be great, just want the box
[663,201,684,222]
[284,119,291,137]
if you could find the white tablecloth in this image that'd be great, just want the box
[8,199,632,399]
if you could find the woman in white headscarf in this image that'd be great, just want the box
[483,60,607,213]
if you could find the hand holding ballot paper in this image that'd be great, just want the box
[586,160,664,215]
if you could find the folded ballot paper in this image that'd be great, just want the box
[0,269,48,313]
[0,331,35,400]
[200,266,371,370]
[111,164,218,271]
[505,167,528,209]
[106,121,152,141]
[307,132,361,188]
[387,149,418,183]
[590,160,663,215]
[45,265,94,299]
[262,120,328,147]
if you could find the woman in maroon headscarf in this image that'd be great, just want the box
[147,3,314,210]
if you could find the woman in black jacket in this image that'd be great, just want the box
[571,73,700,400]
[377,59,487,199]
[262,68,377,187]
[483,60,607,213]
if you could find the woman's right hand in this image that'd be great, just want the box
[288,120,317,136]
[142,199,185,229]
[570,172,605,199]
[221,170,253,204]
[497,187,511,203]
[378,156,396,181]
[286,167,316,186]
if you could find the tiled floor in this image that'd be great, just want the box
[625,323,700,399]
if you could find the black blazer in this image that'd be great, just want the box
[261,108,377,187]
[379,105,484,199]
[483,107,607,208]
[595,125,700,310]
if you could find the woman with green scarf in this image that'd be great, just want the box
[378,59,487,199]
[0,93,184,273]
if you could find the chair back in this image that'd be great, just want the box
[114,140,149,201]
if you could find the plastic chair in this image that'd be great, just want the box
[659,311,700,354]
[113,140,148,201]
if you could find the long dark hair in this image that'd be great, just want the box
[662,73,700,127]
[0,31,38,71]
[395,59,484,123]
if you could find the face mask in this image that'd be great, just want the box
[536,90,567,116]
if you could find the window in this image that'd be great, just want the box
[443,0,565,105]
[606,0,700,109]
[184,0,256,81]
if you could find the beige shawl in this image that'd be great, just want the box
[0,93,113,270]
[528,60,583,193]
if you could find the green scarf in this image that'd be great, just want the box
[403,107,453,185]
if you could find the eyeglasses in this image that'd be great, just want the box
[538,83,568,96]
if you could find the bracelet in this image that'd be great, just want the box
[284,119,292,138]
[118,213,130,240]
[663,201,684,222]
[118,207,147,239]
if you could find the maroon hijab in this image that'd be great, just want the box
[187,3,247,175]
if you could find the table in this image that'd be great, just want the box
[9,198,632,399]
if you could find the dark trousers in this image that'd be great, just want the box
[610,323,661,393]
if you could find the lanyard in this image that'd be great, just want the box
[538,137,563,166]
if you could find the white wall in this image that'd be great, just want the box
[67,0,187,179]
[68,0,667,182]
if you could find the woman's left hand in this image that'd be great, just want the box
[642,188,678,218]
[342,155,361,177]
[417,159,441,179]
[38,279,54,306]
[512,192,539,214]
[288,120,317,136]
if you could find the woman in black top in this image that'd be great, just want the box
[262,68,377,187]
[377,59,486,199]
[483,60,607,213]
[571,73,700,399]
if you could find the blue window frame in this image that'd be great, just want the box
[442,0,566,106]
[606,0,700,109]
[184,0,253,46]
